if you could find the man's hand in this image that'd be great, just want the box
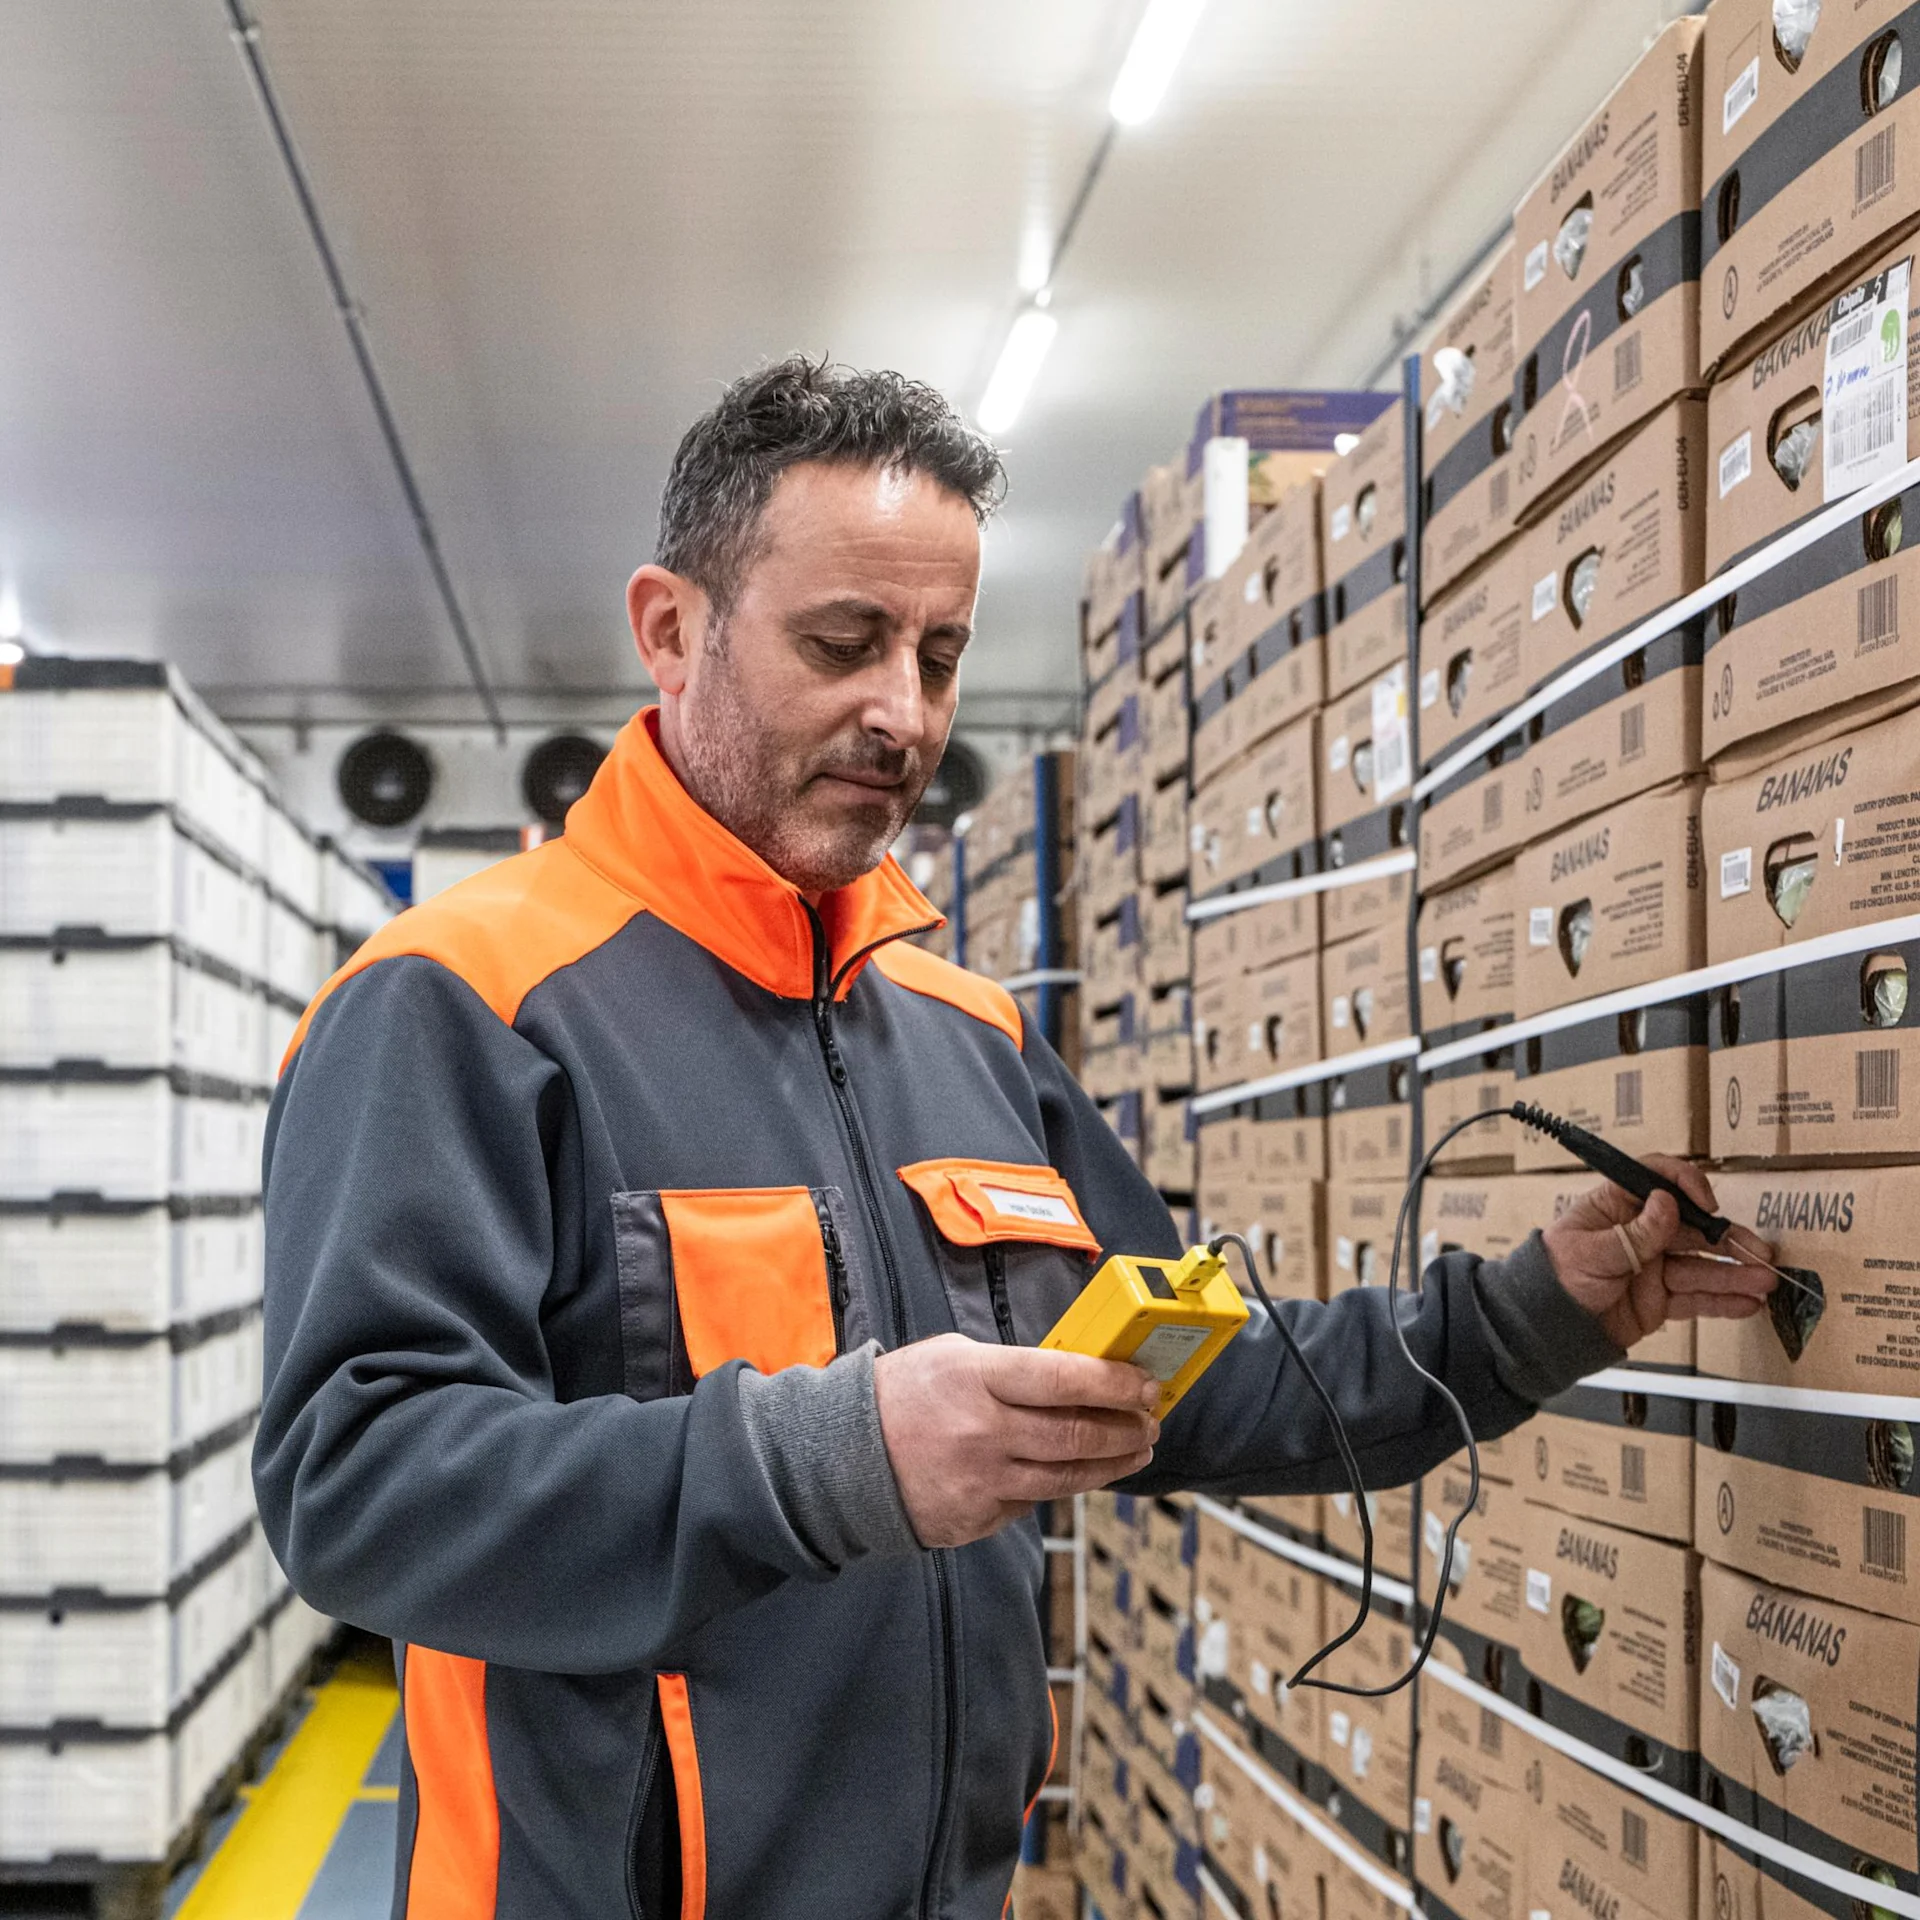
[872,1335,1160,1550]
[1542,1155,1779,1350]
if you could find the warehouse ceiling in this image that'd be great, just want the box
[0,0,1696,727]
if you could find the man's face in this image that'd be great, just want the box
[643,461,980,894]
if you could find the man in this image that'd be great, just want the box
[255,357,1774,1920]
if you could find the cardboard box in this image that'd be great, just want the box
[1709,929,1920,1159]
[1326,1052,1415,1184]
[1413,1698,1529,1920]
[1418,866,1517,1036]
[1322,1486,1416,1591]
[1421,1045,1518,1172]
[1418,1171,1557,1276]
[1192,483,1327,783]
[1422,1466,1531,1691]
[1324,1852,1418,1920]
[1511,19,1705,519]
[1321,831,1415,944]
[1423,238,1520,606]
[1192,952,1321,1095]
[1519,397,1707,697]
[1317,1603,1417,1850]
[1086,497,1146,646]
[1529,1381,1695,1545]
[1702,0,1920,370]
[1323,402,1409,701]
[1530,1739,1698,1920]
[1419,737,1529,891]
[1320,666,1413,839]
[1196,1099,1327,1196]
[1698,1559,1918,1879]
[1323,1179,1403,1296]
[1141,885,1192,991]
[1702,1166,1920,1393]
[1696,1832,1836,1920]
[1143,1093,1195,1195]
[1144,456,1203,636]
[1196,1736,1319,1920]
[1081,795,1144,925]
[1696,1390,1920,1624]
[1006,1865,1077,1920]
[1322,924,1414,1059]
[1418,543,1526,769]
[1195,1176,1323,1305]
[1192,892,1317,985]
[1518,1500,1700,1783]
[1141,775,1189,889]
[1512,994,1711,1171]
[1704,707,1920,965]
[1188,711,1319,903]
[1514,780,1706,1019]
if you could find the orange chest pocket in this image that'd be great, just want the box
[609,1185,865,1395]
[897,1158,1099,1348]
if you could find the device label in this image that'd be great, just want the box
[1131,1323,1210,1382]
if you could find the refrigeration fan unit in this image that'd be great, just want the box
[337,730,434,829]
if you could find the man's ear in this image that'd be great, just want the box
[628,565,707,695]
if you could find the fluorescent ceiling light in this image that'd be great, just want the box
[1109,0,1207,126]
[0,640,22,668]
[978,307,1059,435]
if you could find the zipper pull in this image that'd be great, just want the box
[812,997,848,1085]
[815,1196,851,1307]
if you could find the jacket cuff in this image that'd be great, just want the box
[1470,1230,1624,1405]
[735,1341,921,1567]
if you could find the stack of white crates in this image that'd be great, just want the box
[0,659,393,1883]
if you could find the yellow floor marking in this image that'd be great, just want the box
[175,1645,398,1920]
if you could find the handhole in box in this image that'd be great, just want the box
[1751,1679,1816,1774]
[1764,834,1819,927]
[1558,899,1593,976]
[1863,29,1903,114]
[1767,390,1822,491]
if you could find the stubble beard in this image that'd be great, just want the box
[675,643,930,894]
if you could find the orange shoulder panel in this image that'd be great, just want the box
[868,942,1023,1047]
[280,839,642,1074]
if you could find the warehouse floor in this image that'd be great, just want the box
[166,1639,397,1920]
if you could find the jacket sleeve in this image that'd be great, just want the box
[1021,1017,1622,1498]
[254,956,915,1678]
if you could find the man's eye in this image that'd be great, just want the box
[810,639,868,667]
[921,655,961,685]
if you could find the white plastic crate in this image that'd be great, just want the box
[0,1532,264,1731]
[0,945,264,1086]
[0,1426,255,1600]
[253,1523,291,1610]
[262,1592,332,1699]
[0,1207,262,1334]
[262,806,323,923]
[320,845,394,945]
[260,999,300,1082]
[0,1080,264,1203]
[0,814,264,980]
[0,683,267,875]
[0,1630,264,1863]
[262,896,329,1004]
[0,1316,262,1466]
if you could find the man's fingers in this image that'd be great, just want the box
[1718,1224,1779,1270]
[1645,1154,1718,1215]
[1665,1255,1778,1297]
[1004,1405,1159,1464]
[980,1343,1160,1414]
[1003,1450,1156,1504]
[1669,1293,1765,1321]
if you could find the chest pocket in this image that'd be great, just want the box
[897,1159,1100,1348]
[609,1185,866,1400]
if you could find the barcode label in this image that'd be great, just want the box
[1620,702,1646,760]
[1489,467,1510,520]
[1720,847,1753,898]
[1532,571,1559,621]
[1719,430,1753,498]
[1622,1806,1648,1869]
[1860,575,1900,652]
[1831,306,1879,360]
[1831,383,1900,472]
[1857,125,1898,209]
[1483,781,1504,830]
[1614,332,1643,395]
[1616,1070,1643,1124]
[1478,1082,1502,1112]
[1420,944,1439,982]
[1529,906,1553,947]
[1525,240,1549,291]
[1865,1505,1908,1575]
[1724,55,1759,133]
[1824,260,1910,498]
[1526,1569,1552,1612]
[1857,1047,1901,1115]
[1711,1641,1741,1710]
[1420,668,1441,710]
[1373,668,1411,801]
[1621,1442,1646,1500]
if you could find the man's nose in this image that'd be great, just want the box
[859,643,930,748]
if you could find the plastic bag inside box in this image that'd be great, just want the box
[0,1427,255,1599]
[0,814,264,981]
[0,684,266,874]
[0,946,265,1086]
[0,1531,263,1731]
[0,1315,262,1467]
[0,1080,265,1203]
[0,1207,262,1335]
[0,1633,264,1863]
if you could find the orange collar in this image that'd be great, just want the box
[561,707,941,1001]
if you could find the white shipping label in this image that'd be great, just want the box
[1414,1797,1433,1836]
[1531,571,1559,622]
[1720,847,1753,899]
[1837,817,1847,862]
[1711,1641,1742,1711]
[1336,1234,1355,1270]
[1328,1709,1351,1748]
[1250,1657,1271,1698]
[1424,1508,1446,1554]
[980,1186,1076,1226]
[1824,260,1911,500]
[1246,1021,1265,1055]
[1329,734,1351,773]
[1131,1322,1210,1382]
[1524,240,1549,292]
[1246,804,1266,837]
[1372,668,1412,800]
[1330,502,1353,543]
[1420,1228,1440,1270]
[1723,55,1759,134]
[1203,435,1251,581]
[1350,1725,1374,1778]
[1420,667,1441,710]
[1243,573,1262,605]
[1529,907,1553,947]
[1718,430,1753,499]
[1419,945,1439,982]
[1331,995,1351,1030]
[1526,1568,1552,1613]
[1198,1616,1230,1679]
[1190,821,1207,852]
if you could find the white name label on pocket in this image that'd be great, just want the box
[981,1186,1076,1227]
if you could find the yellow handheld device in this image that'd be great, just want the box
[1040,1246,1249,1419]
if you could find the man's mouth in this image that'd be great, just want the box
[814,767,909,794]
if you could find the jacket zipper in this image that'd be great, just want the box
[805,908,957,1920]
[624,1702,666,1920]
[983,1245,1017,1345]
[814,1191,850,1354]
